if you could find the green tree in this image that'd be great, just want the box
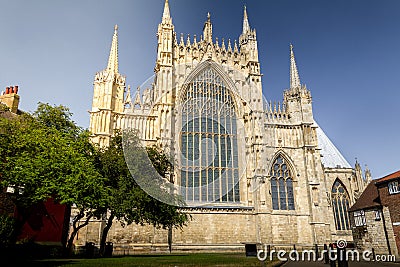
[96,130,188,256]
[32,103,109,255]
[0,103,107,255]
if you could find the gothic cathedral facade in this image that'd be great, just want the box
[84,1,370,251]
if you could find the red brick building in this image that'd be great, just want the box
[375,171,400,255]
[349,170,400,259]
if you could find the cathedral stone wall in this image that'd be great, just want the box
[74,209,258,253]
[82,1,371,253]
[173,210,256,245]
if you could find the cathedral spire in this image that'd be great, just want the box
[242,5,250,34]
[203,12,213,43]
[290,44,301,89]
[162,0,171,23]
[106,25,119,74]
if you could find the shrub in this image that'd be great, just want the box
[0,213,17,248]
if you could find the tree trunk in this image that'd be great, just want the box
[65,210,92,256]
[167,225,172,253]
[99,212,115,257]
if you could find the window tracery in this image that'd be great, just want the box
[270,155,295,210]
[332,180,351,230]
[180,67,239,203]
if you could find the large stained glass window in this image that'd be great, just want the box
[180,67,239,203]
[331,180,351,230]
[270,155,295,210]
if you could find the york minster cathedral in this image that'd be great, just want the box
[80,0,370,251]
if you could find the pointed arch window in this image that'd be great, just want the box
[331,180,351,230]
[270,155,295,210]
[180,65,239,203]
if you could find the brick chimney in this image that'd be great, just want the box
[0,85,20,113]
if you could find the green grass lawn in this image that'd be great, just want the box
[18,253,279,267]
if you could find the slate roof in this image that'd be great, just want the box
[315,122,352,169]
[349,170,400,212]
[348,181,381,212]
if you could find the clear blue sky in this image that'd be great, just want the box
[1,0,399,178]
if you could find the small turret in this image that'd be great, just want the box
[203,12,213,43]
[156,0,174,71]
[227,39,232,53]
[186,34,191,47]
[193,35,197,46]
[133,86,142,109]
[89,25,126,147]
[364,165,372,183]
[124,85,132,107]
[238,6,260,79]
[234,40,239,53]
[284,44,313,123]
[221,38,226,52]
[179,33,184,47]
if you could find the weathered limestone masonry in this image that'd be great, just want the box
[352,207,397,256]
[77,0,371,253]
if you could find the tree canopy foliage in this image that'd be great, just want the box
[0,103,107,254]
[0,102,188,256]
[0,103,106,209]
[96,130,188,256]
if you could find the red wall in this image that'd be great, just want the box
[16,198,70,245]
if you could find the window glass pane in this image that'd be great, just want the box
[270,156,294,210]
[333,200,340,230]
[332,180,351,230]
[343,199,350,229]
[181,170,187,199]
[271,178,279,210]
[375,210,381,220]
[193,171,199,201]
[207,169,213,202]
[287,178,295,210]
[389,181,399,194]
[353,210,367,227]
[279,178,287,210]
[180,67,239,203]
[187,172,193,201]
[201,170,207,201]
